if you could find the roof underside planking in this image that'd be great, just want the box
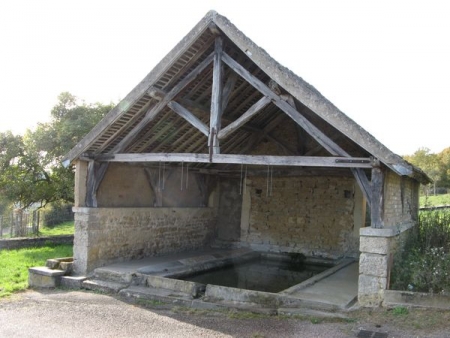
[63,10,430,185]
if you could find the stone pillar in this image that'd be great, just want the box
[358,223,415,306]
[72,207,97,275]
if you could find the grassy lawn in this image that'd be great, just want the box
[39,221,74,236]
[420,193,450,207]
[0,244,73,298]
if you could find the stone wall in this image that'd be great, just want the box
[240,175,363,258]
[383,172,419,227]
[72,207,217,275]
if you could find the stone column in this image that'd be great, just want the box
[358,223,415,306]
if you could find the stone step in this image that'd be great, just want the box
[82,279,129,293]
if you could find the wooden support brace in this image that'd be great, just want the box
[85,161,109,207]
[351,168,372,206]
[218,96,271,139]
[144,168,163,207]
[167,101,209,136]
[370,162,385,228]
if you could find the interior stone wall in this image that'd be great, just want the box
[240,175,363,258]
[216,178,242,242]
[97,163,205,207]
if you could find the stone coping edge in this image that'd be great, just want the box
[280,258,355,295]
[360,222,415,238]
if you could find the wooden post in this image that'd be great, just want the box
[371,161,385,228]
[0,215,3,238]
[209,36,224,155]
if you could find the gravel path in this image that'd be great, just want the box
[0,290,448,337]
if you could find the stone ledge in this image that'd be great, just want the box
[360,222,415,238]
[384,290,450,310]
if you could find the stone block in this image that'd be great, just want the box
[358,274,386,306]
[360,236,390,254]
[46,259,60,269]
[359,253,388,277]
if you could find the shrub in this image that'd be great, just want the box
[391,209,450,294]
[41,203,74,227]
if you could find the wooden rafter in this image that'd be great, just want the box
[111,52,215,153]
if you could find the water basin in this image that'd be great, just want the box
[179,256,330,293]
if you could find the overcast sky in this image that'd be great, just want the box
[1,0,449,156]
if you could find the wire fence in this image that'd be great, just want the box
[0,207,74,238]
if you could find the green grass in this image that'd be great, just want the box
[0,244,73,298]
[39,221,74,237]
[420,193,450,207]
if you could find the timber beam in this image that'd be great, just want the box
[94,153,372,168]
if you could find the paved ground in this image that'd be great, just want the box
[1,290,450,338]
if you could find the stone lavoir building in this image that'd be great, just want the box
[64,11,430,306]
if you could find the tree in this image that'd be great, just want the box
[0,93,114,209]
[404,148,443,195]
[0,131,51,209]
[437,147,450,188]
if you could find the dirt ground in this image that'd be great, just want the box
[0,289,449,337]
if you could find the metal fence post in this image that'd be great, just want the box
[0,215,3,238]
